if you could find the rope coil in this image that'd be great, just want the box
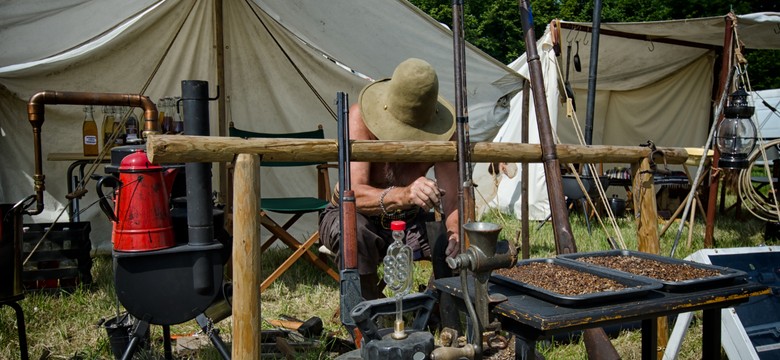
[738,139,780,222]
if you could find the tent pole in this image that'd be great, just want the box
[215,0,228,208]
[583,0,602,146]
[704,14,737,248]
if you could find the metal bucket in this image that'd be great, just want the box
[1,196,35,302]
[102,312,149,360]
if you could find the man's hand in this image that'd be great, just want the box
[445,234,460,258]
[405,177,442,211]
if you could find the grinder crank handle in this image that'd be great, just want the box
[95,175,122,222]
[350,292,437,342]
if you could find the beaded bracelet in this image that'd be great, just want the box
[379,186,396,217]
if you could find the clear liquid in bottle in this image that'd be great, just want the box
[101,106,116,150]
[125,109,140,144]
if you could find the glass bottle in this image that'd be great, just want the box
[113,107,128,146]
[101,106,116,150]
[163,98,175,134]
[171,97,184,134]
[157,97,167,134]
[125,108,140,144]
[383,220,413,339]
[82,105,99,156]
[158,97,173,134]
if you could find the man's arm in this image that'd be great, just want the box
[349,103,444,216]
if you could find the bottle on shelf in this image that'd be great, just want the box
[101,106,116,150]
[82,105,99,156]
[158,97,170,134]
[171,97,184,134]
[163,98,175,134]
[113,107,128,147]
[125,108,140,144]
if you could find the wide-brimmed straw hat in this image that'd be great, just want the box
[359,58,455,141]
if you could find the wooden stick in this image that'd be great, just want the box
[659,199,687,237]
[231,153,262,360]
[686,198,696,250]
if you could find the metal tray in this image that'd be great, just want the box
[490,258,662,306]
[557,250,747,292]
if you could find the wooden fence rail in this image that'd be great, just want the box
[145,134,697,359]
[147,135,690,165]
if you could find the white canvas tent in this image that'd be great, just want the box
[754,88,780,138]
[477,13,780,221]
[0,0,523,252]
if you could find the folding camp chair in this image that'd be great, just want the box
[228,123,339,292]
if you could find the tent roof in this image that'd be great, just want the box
[548,13,780,92]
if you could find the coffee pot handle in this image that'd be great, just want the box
[96,175,122,222]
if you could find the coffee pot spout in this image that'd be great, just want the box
[163,167,180,196]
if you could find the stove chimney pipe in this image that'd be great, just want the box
[181,80,215,295]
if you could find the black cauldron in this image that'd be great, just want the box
[608,195,627,218]
[562,175,610,200]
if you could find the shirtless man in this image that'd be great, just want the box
[319,58,460,300]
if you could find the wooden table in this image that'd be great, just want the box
[433,276,769,360]
[47,153,110,222]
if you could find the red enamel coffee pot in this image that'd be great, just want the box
[97,149,178,252]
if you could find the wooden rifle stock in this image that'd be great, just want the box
[341,190,358,270]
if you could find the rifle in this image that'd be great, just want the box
[518,1,620,359]
[452,1,481,358]
[337,92,363,342]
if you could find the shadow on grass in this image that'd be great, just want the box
[258,245,340,294]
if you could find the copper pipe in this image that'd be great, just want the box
[26,90,158,215]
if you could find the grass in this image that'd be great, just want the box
[1,191,775,359]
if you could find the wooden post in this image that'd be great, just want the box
[631,158,660,252]
[631,157,667,358]
[231,153,262,360]
[214,0,229,226]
